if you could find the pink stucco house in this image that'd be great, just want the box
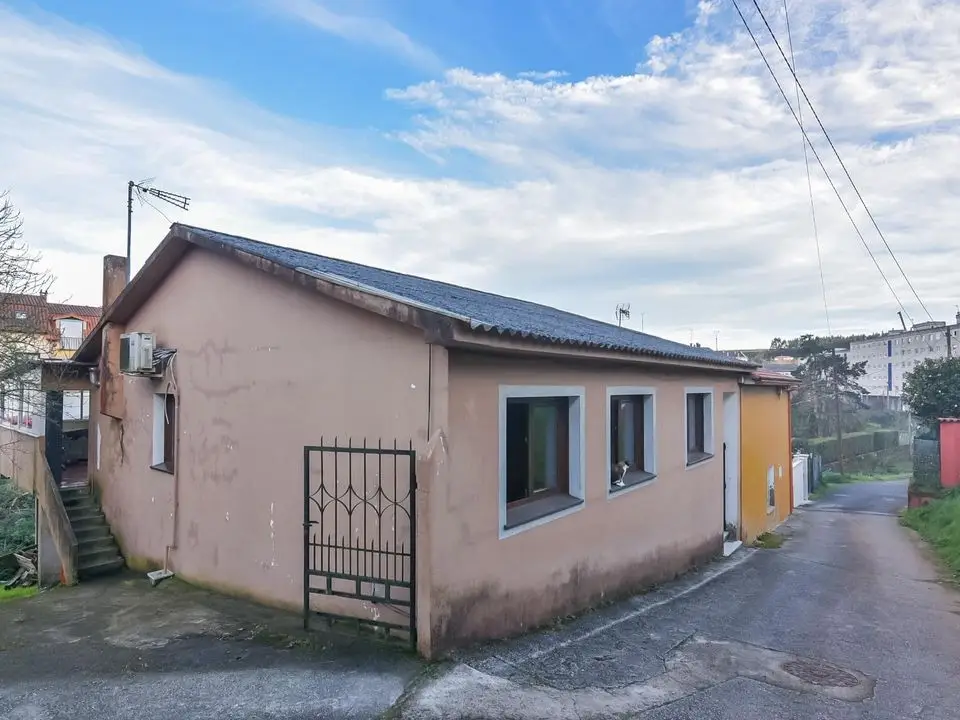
[67,224,755,657]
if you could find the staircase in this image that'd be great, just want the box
[59,487,124,578]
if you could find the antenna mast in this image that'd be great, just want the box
[127,180,191,283]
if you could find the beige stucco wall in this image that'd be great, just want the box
[423,351,738,652]
[0,425,43,493]
[88,248,433,611]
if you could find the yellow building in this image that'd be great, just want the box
[739,370,798,543]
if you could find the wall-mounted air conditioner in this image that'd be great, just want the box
[119,332,156,374]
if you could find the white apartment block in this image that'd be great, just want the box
[846,318,960,397]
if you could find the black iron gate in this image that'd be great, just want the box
[303,438,417,645]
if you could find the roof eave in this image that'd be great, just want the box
[445,325,756,373]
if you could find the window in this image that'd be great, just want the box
[685,389,714,466]
[500,387,584,534]
[767,466,776,511]
[151,393,176,473]
[14,311,26,320]
[607,389,655,493]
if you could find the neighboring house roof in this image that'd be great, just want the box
[48,302,101,318]
[0,294,101,335]
[75,223,757,371]
[748,369,800,387]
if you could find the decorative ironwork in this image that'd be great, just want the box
[303,438,416,645]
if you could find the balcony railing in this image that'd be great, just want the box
[58,336,84,351]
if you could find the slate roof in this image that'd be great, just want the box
[181,224,753,369]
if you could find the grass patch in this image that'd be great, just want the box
[0,585,37,603]
[901,492,960,580]
[753,532,784,549]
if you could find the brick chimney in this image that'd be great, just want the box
[102,255,127,311]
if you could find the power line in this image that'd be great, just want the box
[729,0,913,324]
[782,0,831,336]
[748,0,933,322]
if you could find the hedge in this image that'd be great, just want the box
[798,429,900,464]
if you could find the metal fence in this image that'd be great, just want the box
[912,438,941,492]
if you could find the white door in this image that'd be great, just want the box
[722,392,740,537]
[793,454,809,506]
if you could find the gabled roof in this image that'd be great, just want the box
[76,223,756,371]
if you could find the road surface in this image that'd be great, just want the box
[399,479,960,719]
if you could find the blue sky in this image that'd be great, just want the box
[9,0,694,129]
[2,0,959,347]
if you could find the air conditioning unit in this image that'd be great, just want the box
[119,332,156,374]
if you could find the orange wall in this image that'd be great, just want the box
[739,385,792,543]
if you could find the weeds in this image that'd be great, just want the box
[901,491,960,580]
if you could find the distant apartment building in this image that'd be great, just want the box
[847,317,960,399]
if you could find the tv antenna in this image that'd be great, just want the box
[127,180,191,282]
[615,303,631,327]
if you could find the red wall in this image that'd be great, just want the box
[939,421,960,488]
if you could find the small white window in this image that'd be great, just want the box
[685,388,715,466]
[14,311,26,320]
[767,466,776,511]
[607,388,656,494]
[499,386,585,536]
[151,393,176,474]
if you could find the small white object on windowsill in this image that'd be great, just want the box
[612,460,630,488]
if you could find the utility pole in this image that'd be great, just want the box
[126,180,191,283]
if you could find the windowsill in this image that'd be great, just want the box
[150,462,174,475]
[505,494,583,530]
[686,451,714,467]
[767,506,776,515]
[609,470,656,495]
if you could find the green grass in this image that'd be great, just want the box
[901,492,960,580]
[0,585,37,603]
[753,532,784,549]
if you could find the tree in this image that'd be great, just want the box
[0,191,52,429]
[902,358,960,434]
[791,351,867,440]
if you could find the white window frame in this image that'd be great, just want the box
[498,385,586,539]
[151,392,175,471]
[684,387,715,468]
[606,386,657,498]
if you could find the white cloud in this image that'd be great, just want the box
[1,1,960,348]
[267,0,441,71]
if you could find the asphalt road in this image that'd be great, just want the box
[400,479,960,719]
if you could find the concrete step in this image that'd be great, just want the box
[66,508,105,524]
[78,546,123,566]
[78,536,118,556]
[75,525,112,543]
[63,497,100,515]
[77,556,124,579]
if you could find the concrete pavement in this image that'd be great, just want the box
[0,574,422,719]
[398,479,960,719]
